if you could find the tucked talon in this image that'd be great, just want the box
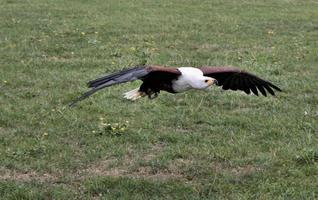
[150,93,158,99]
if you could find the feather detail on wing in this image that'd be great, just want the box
[200,66,281,96]
[69,65,181,106]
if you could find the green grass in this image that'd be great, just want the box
[1,0,318,199]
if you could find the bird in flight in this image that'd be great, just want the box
[69,65,281,106]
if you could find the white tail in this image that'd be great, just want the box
[123,88,144,101]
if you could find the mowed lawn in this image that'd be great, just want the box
[1,0,318,199]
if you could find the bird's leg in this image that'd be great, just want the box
[148,92,158,99]
[146,89,159,99]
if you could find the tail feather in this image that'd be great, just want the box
[123,88,145,101]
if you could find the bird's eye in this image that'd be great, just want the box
[204,80,209,83]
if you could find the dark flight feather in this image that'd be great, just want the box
[69,65,180,106]
[200,66,281,96]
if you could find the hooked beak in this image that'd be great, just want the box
[207,79,218,86]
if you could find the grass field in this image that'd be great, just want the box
[1,0,318,199]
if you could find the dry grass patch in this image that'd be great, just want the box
[211,162,263,177]
[0,167,59,183]
[78,143,188,181]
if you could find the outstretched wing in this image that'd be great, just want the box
[69,65,181,106]
[200,66,282,96]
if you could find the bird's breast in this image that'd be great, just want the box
[172,76,191,93]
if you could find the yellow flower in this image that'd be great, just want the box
[95,31,98,34]
[92,130,96,133]
[120,127,125,132]
[129,47,136,52]
[3,80,7,83]
[111,127,116,131]
[43,132,48,137]
[81,32,86,36]
[268,30,274,35]
[99,117,104,121]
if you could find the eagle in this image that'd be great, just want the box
[70,65,281,106]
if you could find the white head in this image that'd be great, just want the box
[189,76,217,89]
[178,67,217,89]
